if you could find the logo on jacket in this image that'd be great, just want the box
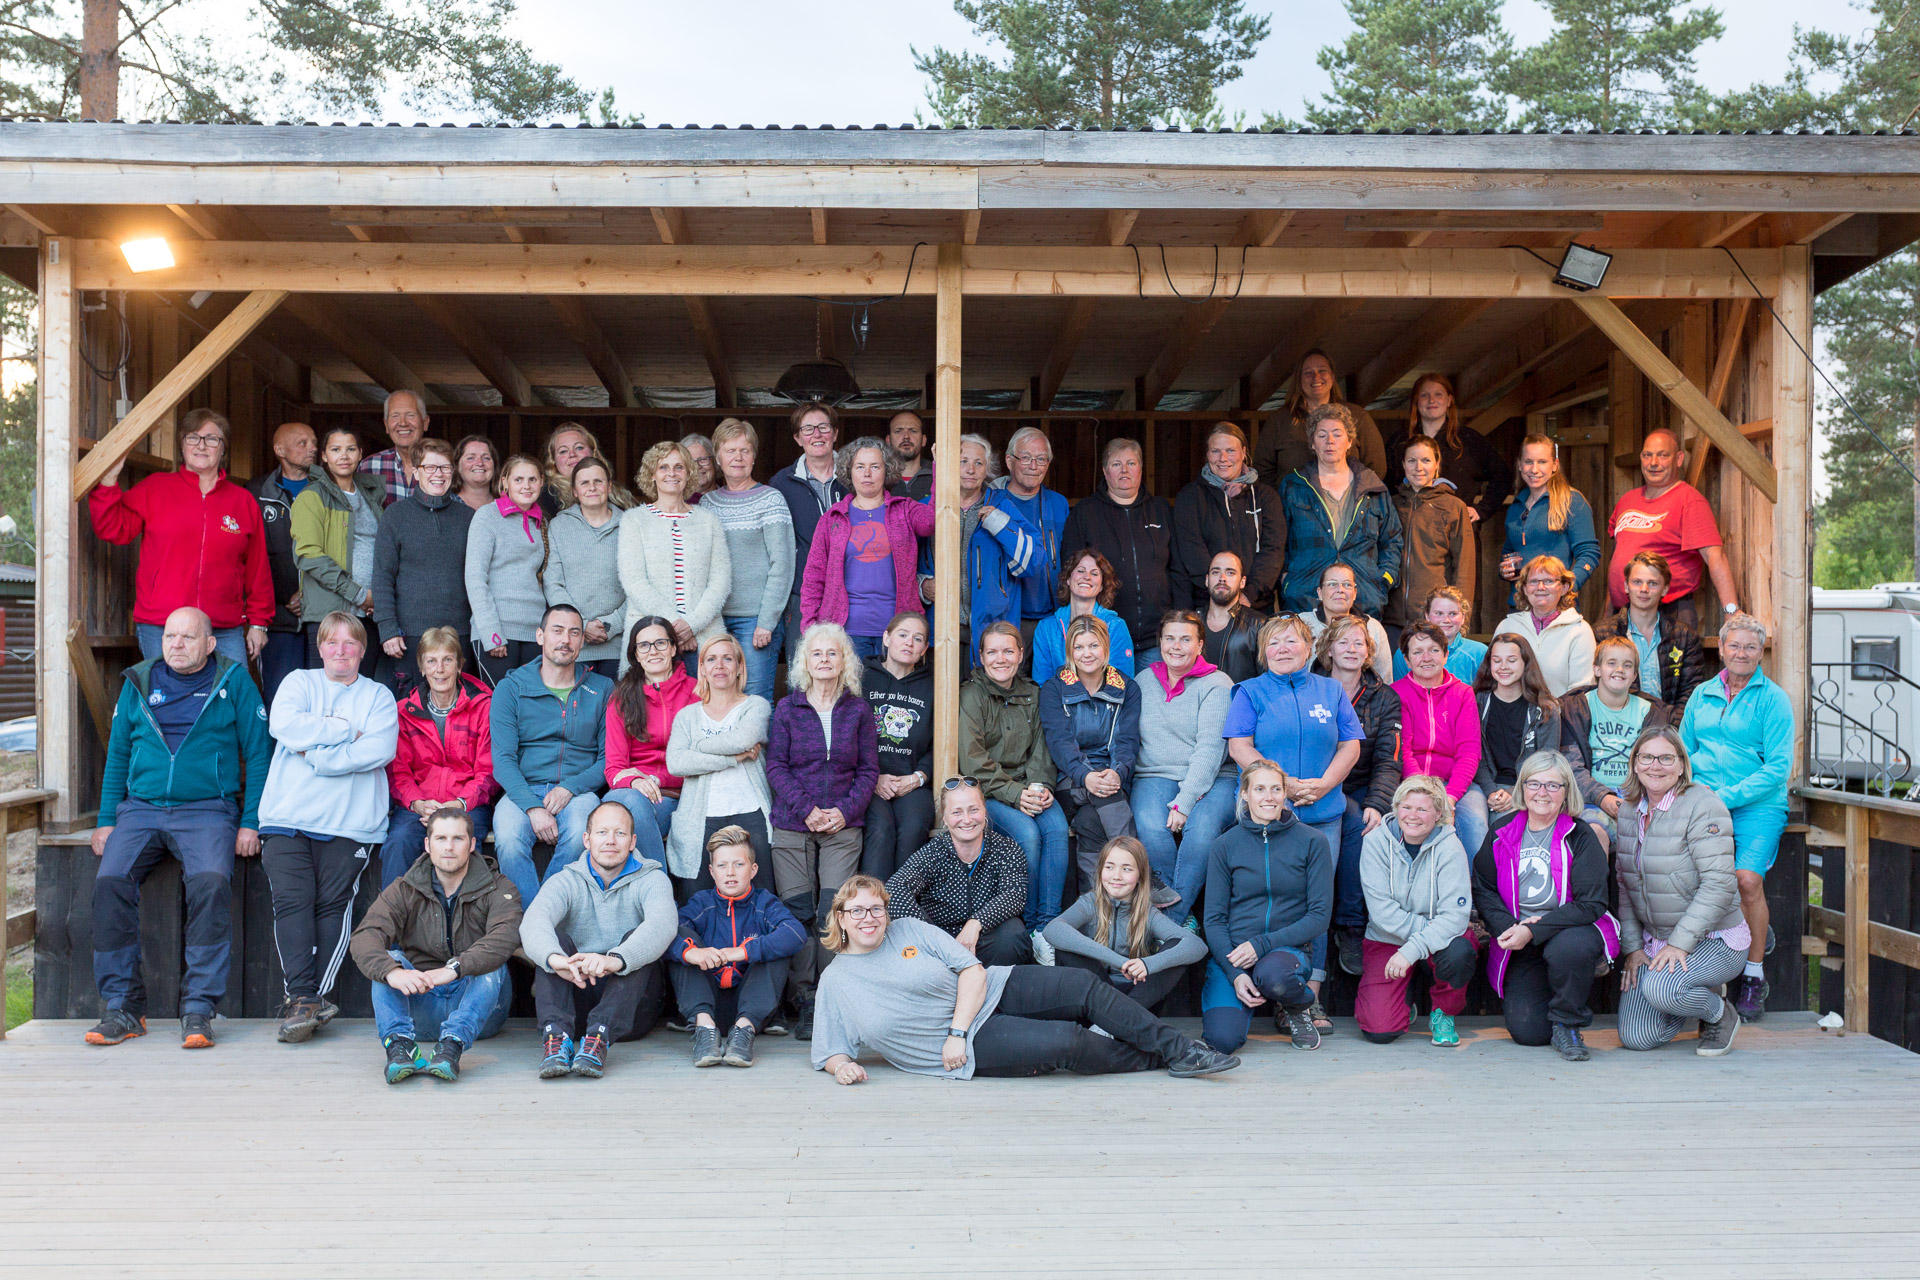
[262,505,281,524]
[147,689,166,706]
[879,705,918,743]
[1309,704,1333,723]
[901,946,918,959]
[220,514,242,534]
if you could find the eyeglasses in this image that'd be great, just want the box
[1008,452,1049,467]
[1522,779,1567,794]
[839,905,887,920]
[1637,753,1680,767]
[942,776,980,791]
[417,463,452,477]
[797,424,835,439]
[634,638,674,654]
[182,433,224,449]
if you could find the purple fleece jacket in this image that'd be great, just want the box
[765,688,880,833]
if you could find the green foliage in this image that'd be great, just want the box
[0,279,32,568]
[1816,496,1914,587]
[1498,0,1724,132]
[4,955,28,1032]
[1688,1,1920,130]
[1284,0,1512,132]
[913,0,1269,129]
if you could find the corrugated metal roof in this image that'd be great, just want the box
[1,119,1916,135]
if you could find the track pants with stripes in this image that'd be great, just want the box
[262,834,371,1001]
[1617,936,1746,1051]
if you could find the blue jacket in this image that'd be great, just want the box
[674,886,807,988]
[1037,665,1141,794]
[1219,667,1364,825]
[940,491,1045,659]
[1680,667,1794,814]
[99,654,272,829]
[988,479,1069,620]
[1203,808,1333,969]
[1030,603,1136,681]
[1276,468,1404,616]
[1502,487,1601,591]
[488,660,614,812]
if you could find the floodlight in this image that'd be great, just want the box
[1553,243,1612,292]
[119,238,175,273]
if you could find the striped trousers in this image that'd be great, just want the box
[1618,936,1746,1051]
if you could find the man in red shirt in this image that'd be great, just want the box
[1605,429,1740,626]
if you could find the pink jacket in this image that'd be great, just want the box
[605,668,701,793]
[800,494,936,632]
[1391,673,1482,800]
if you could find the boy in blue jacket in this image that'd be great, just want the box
[672,826,807,1068]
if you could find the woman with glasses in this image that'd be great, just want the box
[1614,727,1745,1055]
[606,617,702,873]
[1493,554,1595,698]
[542,456,629,680]
[1303,562,1392,683]
[771,402,849,665]
[1472,749,1618,1062]
[294,425,389,674]
[799,437,936,661]
[811,875,1238,1082]
[884,777,1031,965]
[372,439,475,694]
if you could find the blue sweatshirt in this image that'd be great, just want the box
[1502,488,1601,591]
[257,668,400,843]
[1203,809,1333,970]
[488,659,615,813]
[1030,603,1136,681]
[99,654,272,829]
[1680,667,1794,814]
[1219,668,1363,824]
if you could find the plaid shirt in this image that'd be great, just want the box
[358,449,414,507]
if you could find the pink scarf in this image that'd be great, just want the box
[495,493,544,543]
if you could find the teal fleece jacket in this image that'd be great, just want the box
[1679,667,1794,814]
[98,653,272,829]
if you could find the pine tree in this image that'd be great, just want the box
[1688,1,1920,131]
[1285,0,1512,132]
[913,0,1270,130]
[1498,0,1724,132]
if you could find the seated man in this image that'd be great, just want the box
[520,799,676,1080]
[348,807,522,1083]
[673,825,807,1069]
[489,603,614,906]
[884,778,1032,966]
[86,606,272,1050]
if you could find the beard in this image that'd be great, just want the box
[890,441,923,463]
[1208,583,1239,607]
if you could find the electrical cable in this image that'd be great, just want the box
[1155,243,1251,303]
[800,241,930,309]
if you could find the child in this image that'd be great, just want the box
[1560,636,1669,852]
[1042,836,1206,1012]
[673,825,808,1068]
[1394,586,1486,684]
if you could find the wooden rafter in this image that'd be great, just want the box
[505,224,639,409]
[1685,296,1758,487]
[151,291,305,401]
[1137,211,1293,409]
[1033,209,1139,410]
[1354,298,1494,405]
[649,207,737,407]
[1241,298,1364,412]
[812,208,838,364]
[1343,212,1606,233]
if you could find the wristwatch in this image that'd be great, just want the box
[948,1027,968,1039]
[1723,603,1739,615]
[444,956,463,979]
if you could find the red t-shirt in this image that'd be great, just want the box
[1606,482,1721,607]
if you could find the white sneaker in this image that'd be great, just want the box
[1030,931,1056,965]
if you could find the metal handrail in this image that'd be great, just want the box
[1809,662,1915,795]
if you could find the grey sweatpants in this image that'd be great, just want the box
[1618,936,1746,1051]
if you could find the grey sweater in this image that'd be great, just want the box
[662,696,773,878]
[1043,891,1208,975]
[702,483,796,631]
[544,505,627,663]
[1359,817,1472,963]
[1132,665,1234,815]
[465,502,550,648]
[373,488,475,640]
[518,851,677,974]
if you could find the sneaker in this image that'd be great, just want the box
[84,1008,146,1046]
[692,1024,725,1068]
[383,1034,422,1084]
[1150,881,1181,910]
[1183,914,1202,935]
[1166,1042,1242,1078]
[761,1007,792,1037]
[572,1030,608,1078]
[1550,1023,1590,1062]
[422,1037,464,1081]
[1281,1005,1322,1050]
[1697,1001,1740,1057]
[1030,931,1056,965]
[1336,928,1363,977]
[1732,973,1770,1021]
[1429,1008,1459,1047]
[1308,1000,1333,1034]
[314,998,341,1027]
[275,997,323,1044]
[795,999,815,1043]
[539,1030,575,1079]
[180,1013,215,1049]
[723,1023,756,1067]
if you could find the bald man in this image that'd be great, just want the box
[1605,429,1740,625]
[252,421,317,707]
[86,607,272,1050]
[361,389,429,507]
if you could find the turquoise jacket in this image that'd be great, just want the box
[1679,667,1794,813]
[99,654,272,828]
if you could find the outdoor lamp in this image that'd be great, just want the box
[1553,243,1612,292]
[119,237,175,273]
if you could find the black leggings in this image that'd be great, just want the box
[1501,926,1605,1045]
[262,833,372,1001]
[971,965,1197,1077]
[1057,949,1187,1013]
[861,786,936,881]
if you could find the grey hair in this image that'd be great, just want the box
[960,433,1003,480]
[835,436,904,490]
[1719,611,1769,647]
[1006,426,1054,464]
[382,388,427,419]
[1306,402,1355,437]
[679,432,714,457]
[1513,749,1583,819]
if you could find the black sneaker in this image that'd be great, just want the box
[1282,1005,1322,1050]
[1697,1001,1740,1057]
[180,1013,215,1049]
[84,1008,146,1046]
[422,1037,464,1081]
[384,1034,422,1084]
[761,1006,792,1037]
[1149,871,1181,910]
[1336,927,1363,977]
[1732,973,1769,1021]
[795,1000,814,1042]
[723,1023,757,1067]
[275,997,322,1044]
[1166,1042,1241,1077]
[1551,1023,1590,1062]
[692,1025,724,1068]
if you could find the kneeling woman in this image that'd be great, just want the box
[1201,760,1334,1054]
[811,876,1237,1081]
[1614,727,1744,1056]
[1044,836,1206,1012]
[1355,776,1476,1046]
[1471,749,1619,1062]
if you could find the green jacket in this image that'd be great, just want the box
[958,671,1054,807]
[291,466,387,624]
[98,653,272,829]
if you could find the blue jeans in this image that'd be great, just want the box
[1130,773,1237,917]
[1334,795,1367,930]
[1135,647,1161,669]
[370,950,510,1048]
[1454,786,1491,859]
[259,630,305,712]
[726,615,783,701]
[986,797,1071,931]
[138,623,248,666]
[493,792,600,906]
[605,788,679,866]
[848,633,886,661]
[380,803,493,887]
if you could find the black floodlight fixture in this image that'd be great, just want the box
[1554,242,1613,292]
[774,359,862,406]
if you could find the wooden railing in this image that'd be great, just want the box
[0,787,57,1040]
[1795,787,1920,1037]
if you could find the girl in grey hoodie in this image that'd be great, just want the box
[1355,775,1476,1046]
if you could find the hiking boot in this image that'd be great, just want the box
[1336,927,1363,976]
[180,1013,215,1049]
[1281,1005,1322,1050]
[1732,974,1770,1021]
[314,998,340,1027]
[572,1030,608,1079]
[538,1030,575,1079]
[1429,1008,1459,1047]
[383,1035,422,1084]
[276,997,323,1044]
[761,1006,792,1037]
[795,999,815,1043]
[1166,1042,1241,1078]
[723,1023,756,1067]
[1030,930,1056,966]
[422,1037,464,1081]
[1550,1023,1590,1062]
[84,1008,146,1046]
[1697,1001,1740,1057]
[692,1024,724,1068]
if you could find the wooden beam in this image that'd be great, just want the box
[1463,377,1535,436]
[1807,904,1920,972]
[73,289,287,498]
[506,225,639,409]
[1686,297,1756,488]
[5,202,59,235]
[1032,210,1140,410]
[1639,211,1766,250]
[961,210,982,245]
[330,206,605,228]
[1846,804,1871,1033]
[1243,298,1365,412]
[149,291,306,401]
[932,242,963,785]
[1774,244,1813,784]
[1344,212,1606,233]
[36,239,76,827]
[1138,211,1294,409]
[1527,373,1608,417]
[1569,293,1777,502]
[812,208,838,364]
[649,208,737,407]
[66,621,113,750]
[1355,298,1495,405]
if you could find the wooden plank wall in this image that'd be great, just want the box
[1816,834,1920,1052]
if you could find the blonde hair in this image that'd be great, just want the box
[414,625,464,670]
[544,424,634,509]
[1619,725,1696,806]
[1391,774,1455,828]
[1514,750,1583,819]
[791,623,863,702]
[1236,758,1290,818]
[316,610,366,648]
[1519,554,1578,613]
[1515,434,1573,532]
[1313,613,1375,671]
[694,632,748,702]
[711,417,759,458]
[1061,614,1110,673]
[634,440,696,503]
[705,824,756,862]
[1092,836,1156,960]
[821,875,890,952]
[1257,613,1315,670]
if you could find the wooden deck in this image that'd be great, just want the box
[3,1011,1917,1277]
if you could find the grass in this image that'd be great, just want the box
[1807,870,1825,1012]
[4,949,29,1031]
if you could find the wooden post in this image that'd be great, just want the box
[932,243,964,786]
[37,239,78,829]
[1773,244,1813,785]
[1846,803,1870,1034]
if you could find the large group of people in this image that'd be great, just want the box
[79,385,1792,1081]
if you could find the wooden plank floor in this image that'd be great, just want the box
[3,1012,1918,1277]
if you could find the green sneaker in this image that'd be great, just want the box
[1429,1008,1459,1047]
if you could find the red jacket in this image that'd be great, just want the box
[389,675,498,811]
[88,468,276,629]
[1391,672,1482,801]
[799,494,935,631]
[606,668,701,793]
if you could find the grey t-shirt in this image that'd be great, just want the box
[809,916,1012,1080]
[1515,824,1562,916]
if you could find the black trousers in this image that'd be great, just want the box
[530,928,666,1041]
[970,917,1034,966]
[971,965,1197,1077]
[861,786,937,881]
[1056,786,1136,891]
[1501,926,1604,1045]
[669,956,789,1031]
[261,833,372,1001]
[470,638,541,689]
[1057,948,1186,1012]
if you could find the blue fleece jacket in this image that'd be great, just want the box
[1203,808,1333,969]
[1219,668,1363,824]
[1502,487,1601,591]
[1030,603,1136,681]
[675,886,808,989]
[488,659,614,813]
[1680,667,1794,814]
[98,654,272,829]
[257,669,400,843]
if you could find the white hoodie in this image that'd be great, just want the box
[1493,608,1597,699]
